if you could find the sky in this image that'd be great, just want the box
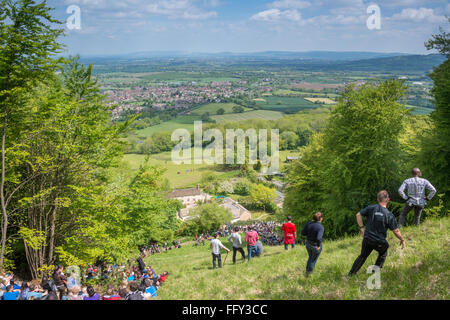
[45,0,450,56]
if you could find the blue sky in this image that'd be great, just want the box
[47,0,450,56]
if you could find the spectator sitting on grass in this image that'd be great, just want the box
[67,285,83,300]
[158,271,169,285]
[27,284,45,300]
[102,284,121,300]
[1,285,20,300]
[143,278,157,298]
[126,281,144,300]
[118,287,128,300]
[83,285,100,300]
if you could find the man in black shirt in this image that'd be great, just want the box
[348,190,405,276]
[301,212,325,275]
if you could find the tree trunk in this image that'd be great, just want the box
[0,104,8,266]
[47,196,59,265]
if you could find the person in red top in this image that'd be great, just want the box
[282,216,297,250]
[245,226,260,261]
[158,271,169,284]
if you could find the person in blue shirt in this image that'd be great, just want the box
[143,278,157,298]
[301,212,325,275]
[2,285,20,300]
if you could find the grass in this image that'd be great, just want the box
[191,103,251,115]
[211,110,285,123]
[134,115,201,137]
[122,151,239,189]
[255,96,319,113]
[122,150,299,189]
[146,216,449,300]
[304,97,336,104]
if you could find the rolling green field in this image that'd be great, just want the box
[211,110,285,123]
[146,216,449,300]
[122,150,299,189]
[134,115,201,137]
[123,151,235,189]
[191,103,252,115]
[255,96,319,113]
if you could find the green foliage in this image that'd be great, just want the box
[18,227,46,250]
[234,179,252,196]
[285,80,409,238]
[249,184,277,211]
[181,203,232,236]
[418,59,450,207]
[232,105,245,113]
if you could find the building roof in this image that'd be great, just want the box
[168,188,202,198]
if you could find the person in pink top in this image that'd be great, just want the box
[245,226,260,261]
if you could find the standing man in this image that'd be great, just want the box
[398,168,436,227]
[301,212,324,275]
[348,191,406,276]
[282,216,297,250]
[245,226,260,261]
[228,227,246,264]
[210,233,230,269]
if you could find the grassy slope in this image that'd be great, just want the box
[211,110,284,123]
[146,217,449,300]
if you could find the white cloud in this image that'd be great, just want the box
[391,7,447,23]
[270,0,311,9]
[251,9,302,22]
[64,0,218,20]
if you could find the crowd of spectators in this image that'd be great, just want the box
[0,260,169,300]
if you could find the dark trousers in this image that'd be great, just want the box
[399,203,423,226]
[232,247,245,263]
[212,253,222,269]
[305,242,322,273]
[349,238,389,275]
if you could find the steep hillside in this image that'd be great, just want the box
[146,217,449,300]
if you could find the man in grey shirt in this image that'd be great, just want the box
[228,227,245,264]
[398,168,436,227]
[210,233,230,269]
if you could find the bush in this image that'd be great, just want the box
[234,179,252,196]
[180,203,233,236]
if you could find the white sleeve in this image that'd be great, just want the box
[398,180,408,200]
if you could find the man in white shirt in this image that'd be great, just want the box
[228,227,245,264]
[210,233,230,269]
[398,168,437,227]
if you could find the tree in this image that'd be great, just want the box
[13,57,128,277]
[250,184,277,212]
[419,21,450,207]
[217,108,225,115]
[0,0,64,266]
[233,106,245,113]
[425,17,450,58]
[280,131,300,150]
[183,203,232,235]
[285,80,409,238]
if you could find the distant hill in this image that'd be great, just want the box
[80,51,446,75]
[330,54,446,73]
[81,50,410,62]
